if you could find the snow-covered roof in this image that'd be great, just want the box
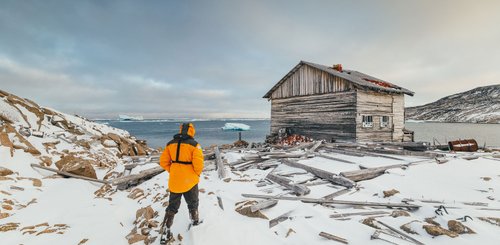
[263,61,415,98]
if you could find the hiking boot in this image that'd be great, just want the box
[189,209,199,225]
[165,211,175,228]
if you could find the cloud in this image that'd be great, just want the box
[122,75,172,91]
[0,0,499,117]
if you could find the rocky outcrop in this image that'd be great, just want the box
[0,88,152,163]
[406,84,500,123]
[55,155,97,179]
[0,167,13,176]
[100,133,148,157]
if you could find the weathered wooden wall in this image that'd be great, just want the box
[391,95,405,141]
[355,90,405,142]
[271,65,354,99]
[271,91,357,141]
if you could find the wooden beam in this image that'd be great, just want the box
[266,173,310,196]
[241,193,421,210]
[330,211,389,219]
[340,164,405,182]
[269,210,293,228]
[31,164,109,184]
[111,166,164,189]
[322,189,351,200]
[250,199,278,213]
[375,220,424,245]
[307,141,323,153]
[319,232,348,244]
[281,159,355,188]
[316,152,356,164]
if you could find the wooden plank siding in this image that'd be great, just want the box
[270,65,354,99]
[355,90,405,142]
[271,92,357,141]
[268,64,408,142]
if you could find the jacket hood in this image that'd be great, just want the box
[178,123,196,138]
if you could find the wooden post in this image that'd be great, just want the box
[319,232,348,244]
[215,146,228,179]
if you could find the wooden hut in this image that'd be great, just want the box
[263,61,415,142]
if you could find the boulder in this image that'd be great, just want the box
[103,139,118,148]
[448,220,475,234]
[0,167,13,176]
[383,189,400,198]
[55,155,97,179]
[423,224,458,238]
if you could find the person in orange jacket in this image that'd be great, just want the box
[159,123,204,231]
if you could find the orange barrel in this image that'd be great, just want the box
[448,139,478,152]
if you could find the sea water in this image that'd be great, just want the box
[100,119,270,149]
[98,120,500,148]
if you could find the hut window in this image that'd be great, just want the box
[380,116,390,128]
[362,115,373,128]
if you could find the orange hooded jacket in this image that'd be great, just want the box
[159,123,204,193]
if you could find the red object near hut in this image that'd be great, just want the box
[448,139,478,152]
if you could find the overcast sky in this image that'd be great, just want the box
[1,0,499,119]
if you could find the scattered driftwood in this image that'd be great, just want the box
[316,152,356,164]
[302,199,420,211]
[204,151,215,160]
[322,146,366,157]
[322,189,351,200]
[215,147,228,179]
[31,164,109,184]
[241,194,421,210]
[288,142,315,151]
[330,211,390,219]
[307,141,323,154]
[265,173,310,196]
[281,159,355,188]
[232,161,256,171]
[269,210,293,228]
[250,199,278,213]
[268,152,313,159]
[340,164,406,182]
[111,166,164,190]
[375,220,424,245]
[319,231,348,244]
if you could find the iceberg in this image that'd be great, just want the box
[118,114,144,121]
[221,123,250,131]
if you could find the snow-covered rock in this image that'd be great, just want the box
[406,84,500,123]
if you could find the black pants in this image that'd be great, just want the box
[166,184,199,213]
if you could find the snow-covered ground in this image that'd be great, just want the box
[3,145,500,244]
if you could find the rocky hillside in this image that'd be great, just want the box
[406,84,500,123]
[0,88,154,182]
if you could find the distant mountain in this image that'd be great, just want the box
[405,84,500,123]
